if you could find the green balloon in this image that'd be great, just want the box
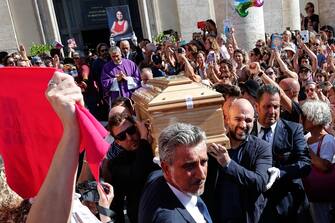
[236,1,252,17]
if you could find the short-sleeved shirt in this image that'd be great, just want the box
[309,134,335,163]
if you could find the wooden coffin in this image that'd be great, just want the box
[132,75,229,153]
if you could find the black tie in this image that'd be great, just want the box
[261,127,272,143]
[196,197,212,223]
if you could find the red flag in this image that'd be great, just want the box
[0,67,109,198]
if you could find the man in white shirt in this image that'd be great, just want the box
[138,123,212,223]
[251,84,311,222]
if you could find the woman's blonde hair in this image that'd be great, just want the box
[0,166,30,223]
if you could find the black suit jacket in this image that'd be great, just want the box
[139,171,199,223]
[252,119,311,219]
[203,135,272,223]
[101,139,157,223]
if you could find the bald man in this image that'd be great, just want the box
[279,78,303,123]
[140,67,153,85]
[258,64,303,123]
[279,78,300,102]
[203,98,272,223]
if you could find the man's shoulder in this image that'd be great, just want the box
[246,135,272,153]
[143,173,167,196]
[102,61,115,71]
[139,174,185,223]
[247,135,271,147]
[122,58,136,66]
[277,118,303,131]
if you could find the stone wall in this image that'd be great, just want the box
[0,0,18,52]
[318,0,335,28]
[175,0,215,41]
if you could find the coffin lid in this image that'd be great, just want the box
[132,75,223,109]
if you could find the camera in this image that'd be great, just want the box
[77,181,109,202]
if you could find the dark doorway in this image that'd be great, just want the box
[81,29,110,50]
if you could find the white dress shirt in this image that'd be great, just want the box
[257,121,277,146]
[167,183,206,223]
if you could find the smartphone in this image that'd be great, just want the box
[207,52,215,63]
[300,30,310,43]
[177,47,185,54]
[197,21,206,30]
[102,184,110,194]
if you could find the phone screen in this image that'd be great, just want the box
[207,52,215,63]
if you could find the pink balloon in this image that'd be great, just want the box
[253,0,264,7]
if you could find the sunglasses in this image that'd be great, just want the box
[100,49,108,53]
[114,125,137,141]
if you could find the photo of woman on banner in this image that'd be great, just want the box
[107,5,133,42]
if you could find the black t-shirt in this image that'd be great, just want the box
[281,100,302,123]
[304,14,319,32]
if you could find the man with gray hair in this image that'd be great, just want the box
[101,46,141,104]
[140,67,153,85]
[138,123,212,223]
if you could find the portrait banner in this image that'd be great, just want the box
[106,5,133,42]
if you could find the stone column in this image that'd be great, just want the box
[282,0,301,31]
[0,0,19,52]
[137,0,156,40]
[318,0,335,28]
[225,3,265,51]
[37,0,62,44]
[175,0,215,41]
[263,0,283,34]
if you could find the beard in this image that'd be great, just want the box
[229,126,250,142]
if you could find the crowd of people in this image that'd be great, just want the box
[1,2,335,222]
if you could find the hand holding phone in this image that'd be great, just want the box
[300,30,310,43]
[207,52,215,63]
[97,182,114,208]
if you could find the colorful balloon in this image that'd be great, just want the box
[235,0,264,17]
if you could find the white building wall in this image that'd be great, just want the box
[154,0,180,35]
[175,0,215,41]
[8,0,44,50]
[0,0,18,52]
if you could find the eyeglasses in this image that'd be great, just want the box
[114,125,137,141]
[73,57,80,60]
[305,88,315,93]
[266,71,275,76]
[100,49,108,53]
